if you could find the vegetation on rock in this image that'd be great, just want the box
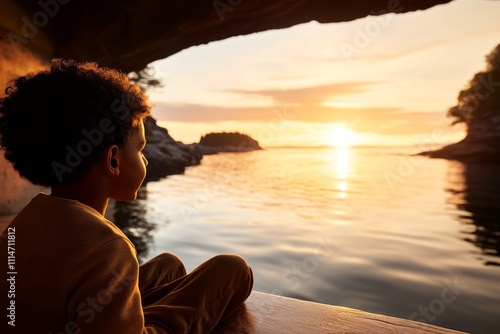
[420,43,500,162]
[447,43,500,126]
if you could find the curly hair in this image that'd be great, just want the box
[0,59,151,187]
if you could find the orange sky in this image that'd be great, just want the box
[146,0,499,148]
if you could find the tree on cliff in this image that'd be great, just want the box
[447,43,500,126]
[129,65,162,90]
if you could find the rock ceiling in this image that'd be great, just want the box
[10,0,452,71]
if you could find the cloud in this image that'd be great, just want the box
[149,81,453,136]
[371,111,450,135]
[151,101,449,135]
[224,82,381,105]
[151,82,383,123]
[152,103,278,123]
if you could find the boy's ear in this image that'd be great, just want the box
[103,145,120,176]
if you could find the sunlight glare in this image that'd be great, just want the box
[336,147,350,198]
[328,124,357,148]
[336,148,349,179]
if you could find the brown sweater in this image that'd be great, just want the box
[0,193,171,333]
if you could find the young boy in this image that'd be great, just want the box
[0,59,253,333]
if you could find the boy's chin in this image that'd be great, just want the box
[113,192,138,202]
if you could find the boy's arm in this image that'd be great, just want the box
[66,237,173,334]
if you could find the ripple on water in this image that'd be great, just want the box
[108,148,500,334]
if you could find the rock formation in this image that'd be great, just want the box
[195,132,262,155]
[419,115,500,162]
[143,117,202,182]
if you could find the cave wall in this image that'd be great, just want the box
[0,40,47,215]
[0,2,50,215]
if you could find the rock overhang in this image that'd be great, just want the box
[5,0,453,72]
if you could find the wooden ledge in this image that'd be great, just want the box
[213,291,466,334]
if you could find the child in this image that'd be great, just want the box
[0,59,253,333]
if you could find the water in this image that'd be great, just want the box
[108,147,500,333]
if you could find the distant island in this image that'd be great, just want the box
[142,125,262,181]
[194,132,262,155]
[419,43,500,162]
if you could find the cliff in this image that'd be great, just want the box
[143,117,202,182]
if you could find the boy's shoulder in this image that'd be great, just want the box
[7,193,131,249]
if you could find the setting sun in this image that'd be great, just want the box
[327,124,357,147]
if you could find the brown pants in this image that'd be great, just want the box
[139,253,253,333]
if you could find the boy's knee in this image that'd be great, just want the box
[209,255,253,301]
[211,254,247,267]
[153,252,186,275]
[139,253,186,293]
[210,254,253,278]
[156,252,182,264]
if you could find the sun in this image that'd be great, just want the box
[327,124,357,148]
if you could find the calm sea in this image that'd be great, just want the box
[108,147,500,334]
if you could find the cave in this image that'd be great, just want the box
[0,0,451,212]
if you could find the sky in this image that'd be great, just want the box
[146,0,500,148]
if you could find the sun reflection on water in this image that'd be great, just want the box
[336,147,350,198]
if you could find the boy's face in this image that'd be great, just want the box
[112,121,148,201]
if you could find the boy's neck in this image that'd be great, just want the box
[51,182,109,216]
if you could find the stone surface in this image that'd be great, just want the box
[212,291,466,334]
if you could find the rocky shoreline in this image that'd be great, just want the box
[143,118,262,181]
[418,116,500,162]
[418,140,500,162]
[142,117,202,182]
[419,133,500,163]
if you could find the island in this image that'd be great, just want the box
[142,123,262,181]
[419,43,500,162]
[194,132,263,155]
